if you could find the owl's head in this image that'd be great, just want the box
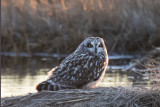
[75,37,107,55]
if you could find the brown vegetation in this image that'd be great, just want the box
[1,86,160,107]
[2,0,160,54]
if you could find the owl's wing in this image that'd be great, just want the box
[49,53,106,88]
[47,66,59,78]
[47,53,79,78]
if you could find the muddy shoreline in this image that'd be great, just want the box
[1,86,160,107]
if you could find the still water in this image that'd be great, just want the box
[1,56,152,98]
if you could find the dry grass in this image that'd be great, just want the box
[1,86,160,107]
[143,58,160,83]
[130,50,160,85]
[1,0,160,54]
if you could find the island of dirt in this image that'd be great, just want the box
[1,86,160,107]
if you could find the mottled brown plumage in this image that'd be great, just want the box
[36,37,108,91]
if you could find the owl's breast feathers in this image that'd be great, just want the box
[48,52,108,88]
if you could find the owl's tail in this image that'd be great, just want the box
[36,80,74,92]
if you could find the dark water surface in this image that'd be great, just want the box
[1,56,152,98]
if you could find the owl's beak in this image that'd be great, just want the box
[94,40,98,53]
[95,48,97,53]
[94,43,97,53]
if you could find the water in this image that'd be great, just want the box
[1,56,152,98]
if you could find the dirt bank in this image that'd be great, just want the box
[1,86,160,107]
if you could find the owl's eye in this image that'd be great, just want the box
[87,43,93,48]
[98,44,103,47]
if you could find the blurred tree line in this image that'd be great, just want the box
[2,0,160,54]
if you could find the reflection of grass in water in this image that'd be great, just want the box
[1,56,62,76]
[1,0,160,53]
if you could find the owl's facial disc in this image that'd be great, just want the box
[74,37,107,54]
[86,38,105,54]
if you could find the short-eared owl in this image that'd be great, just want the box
[36,37,108,91]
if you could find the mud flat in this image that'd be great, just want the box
[1,86,160,107]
